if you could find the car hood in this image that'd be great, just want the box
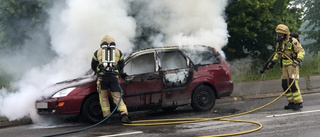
[55,75,96,85]
[41,75,97,99]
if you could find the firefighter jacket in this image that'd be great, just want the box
[272,37,305,66]
[91,48,125,76]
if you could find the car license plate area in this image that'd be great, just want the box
[36,102,48,109]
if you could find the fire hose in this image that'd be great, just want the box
[123,51,298,137]
[40,51,297,137]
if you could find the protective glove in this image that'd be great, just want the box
[292,58,302,68]
[120,72,128,78]
[266,61,276,70]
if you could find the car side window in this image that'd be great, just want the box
[158,51,187,71]
[124,53,155,75]
[183,48,220,65]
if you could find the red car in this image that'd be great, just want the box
[36,45,233,123]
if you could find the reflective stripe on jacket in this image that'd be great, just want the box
[272,37,305,66]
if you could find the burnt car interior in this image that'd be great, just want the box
[182,46,221,65]
[157,50,188,71]
[124,53,155,76]
[156,50,192,88]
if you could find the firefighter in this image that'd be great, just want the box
[91,35,131,123]
[266,24,305,110]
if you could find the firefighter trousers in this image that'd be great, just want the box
[97,77,128,117]
[281,65,303,103]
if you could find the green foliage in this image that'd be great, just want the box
[0,0,50,49]
[231,55,320,82]
[0,64,12,89]
[223,0,303,62]
[302,0,320,54]
[300,54,320,76]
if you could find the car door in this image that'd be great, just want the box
[157,50,193,105]
[121,52,164,109]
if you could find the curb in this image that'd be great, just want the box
[217,88,320,103]
[0,117,32,128]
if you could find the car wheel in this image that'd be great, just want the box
[191,85,216,111]
[81,94,103,124]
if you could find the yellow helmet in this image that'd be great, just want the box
[100,35,115,47]
[275,24,290,35]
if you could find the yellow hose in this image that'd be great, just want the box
[124,51,297,137]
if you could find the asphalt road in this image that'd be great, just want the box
[1,91,320,137]
[0,75,320,137]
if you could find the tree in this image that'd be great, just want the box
[0,0,50,49]
[223,0,303,61]
[302,0,320,54]
[0,0,52,88]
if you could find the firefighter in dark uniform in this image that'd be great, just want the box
[266,24,305,110]
[91,35,131,123]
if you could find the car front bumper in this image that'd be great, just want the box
[36,98,62,115]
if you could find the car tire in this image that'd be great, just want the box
[191,85,216,111]
[81,94,103,124]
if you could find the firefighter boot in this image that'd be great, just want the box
[121,114,132,124]
[292,103,303,111]
[284,102,294,109]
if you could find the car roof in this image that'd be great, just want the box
[130,46,178,55]
[128,45,216,57]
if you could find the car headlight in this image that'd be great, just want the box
[52,87,76,98]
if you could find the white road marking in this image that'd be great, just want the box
[266,109,320,118]
[97,131,143,137]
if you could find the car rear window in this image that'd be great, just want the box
[182,47,220,65]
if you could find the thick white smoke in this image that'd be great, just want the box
[0,0,136,122]
[0,0,228,124]
[133,0,229,51]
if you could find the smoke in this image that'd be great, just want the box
[229,57,257,82]
[0,0,136,122]
[132,0,229,51]
[0,0,229,124]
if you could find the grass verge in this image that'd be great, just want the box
[230,55,320,82]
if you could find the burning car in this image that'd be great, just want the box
[36,45,233,123]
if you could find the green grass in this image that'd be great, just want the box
[230,55,320,82]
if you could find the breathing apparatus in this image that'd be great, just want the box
[100,41,117,73]
[276,36,284,52]
[276,34,286,43]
